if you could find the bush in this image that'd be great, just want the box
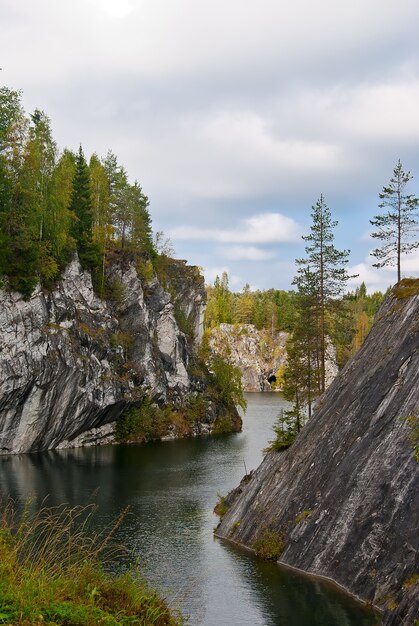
[209,355,246,411]
[213,494,229,518]
[115,399,172,442]
[0,500,183,626]
[253,530,284,561]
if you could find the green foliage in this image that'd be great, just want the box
[266,408,304,452]
[205,273,297,334]
[295,194,356,393]
[0,90,156,297]
[371,160,419,282]
[174,305,194,343]
[213,493,229,518]
[404,415,419,461]
[115,399,172,442]
[209,355,246,411]
[253,530,284,560]
[0,501,182,626]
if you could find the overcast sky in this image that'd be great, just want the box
[2,0,419,292]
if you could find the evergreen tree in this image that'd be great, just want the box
[296,195,354,392]
[370,160,419,282]
[69,146,98,269]
[285,266,319,419]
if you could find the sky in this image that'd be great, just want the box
[2,0,419,293]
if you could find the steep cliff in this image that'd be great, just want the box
[209,323,338,392]
[0,254,240,455]
[215,281,419,624]
[209,324,288,391]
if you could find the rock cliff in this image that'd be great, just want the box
[209,324,288,391]
[215,281,419,625]
[209,323,338,392]
[0,254,240,455]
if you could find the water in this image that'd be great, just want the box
[0,393,379,625]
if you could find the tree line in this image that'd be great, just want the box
[206,161,418,450]
[0,87,155,296]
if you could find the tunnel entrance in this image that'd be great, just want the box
[268,374,277,384]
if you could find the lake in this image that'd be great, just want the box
[0,393,379,625]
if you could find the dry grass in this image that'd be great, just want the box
[0,500,183,626]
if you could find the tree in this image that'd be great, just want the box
[371,160,419,282]
[69,146,98,269]
[296,195,355,392]
[284,266,320,419]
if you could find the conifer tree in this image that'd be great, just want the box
[69,146,98,269]
[370,160,419,282]
[296,195,354,392]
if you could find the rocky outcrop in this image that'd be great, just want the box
[209,323,338,392]
[215,282,419,625]
[0,254,240,455]
[209,324,288,391]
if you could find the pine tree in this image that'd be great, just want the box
[370,160,419,282]
[296,195,354,392]
[285,266,319,420]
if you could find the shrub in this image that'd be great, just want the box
[213,494,229,518]
[253,530,284,561]
[115,399,173,443]
[209,355,246,411]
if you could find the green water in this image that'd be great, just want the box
[0,393,380,625]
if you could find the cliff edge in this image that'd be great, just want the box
[215,280,419,625]
[0,254,240,454]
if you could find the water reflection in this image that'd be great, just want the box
[0,394,379,625]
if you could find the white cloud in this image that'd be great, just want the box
[203,266,242,289]
[220,245,276,261]
[170,213,302,244]
[347,263,395,294]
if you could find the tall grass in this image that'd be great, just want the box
[0,500,184,626]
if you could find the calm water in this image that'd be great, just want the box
[0,393,379,626]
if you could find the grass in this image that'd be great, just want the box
[392,278,419,299]
[0,501,183,626]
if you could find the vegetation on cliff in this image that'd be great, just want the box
[0,87,155,297]
[0,502,182,626]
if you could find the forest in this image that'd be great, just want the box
[0,87,155,297]
[1,86,418,451]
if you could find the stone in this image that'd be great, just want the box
[215,285,419,625]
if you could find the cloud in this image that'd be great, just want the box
[202,265,242,289]
[220,245,276,261]
[347,263,395,294]
[170,213,302,244]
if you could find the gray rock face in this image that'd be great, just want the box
[216,287,419,624]
[209,323,338,392]
[209,324,288,391]
[0,256,232,455]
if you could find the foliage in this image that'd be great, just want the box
[295,194,356,394]
[253,530,284,560]
[205,273,297,333]
[393,278,419,299]
[209,355,246,411]
[371,160,419,282]
[0,89,157,297]
[213,493,229,518]
[266,408,304,452]
[0,500,182,626]
[115,399,172,443]
[404,415,419,462]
